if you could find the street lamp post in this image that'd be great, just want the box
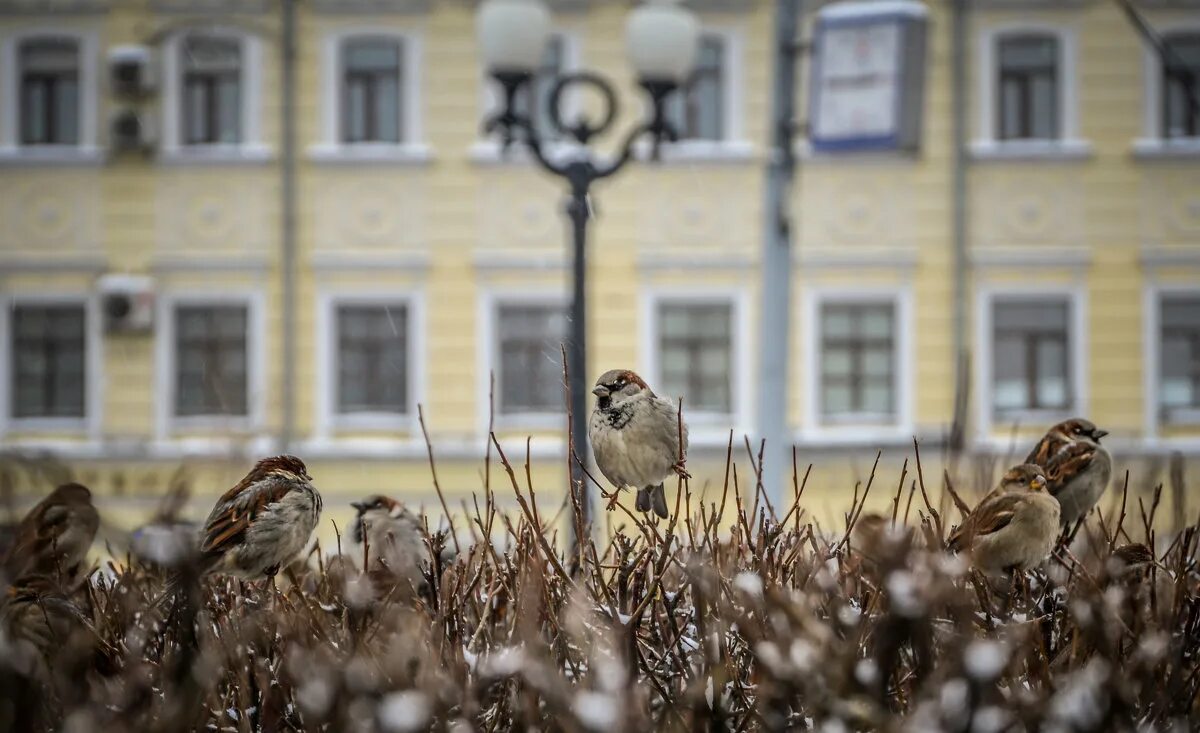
[477,0,699,546]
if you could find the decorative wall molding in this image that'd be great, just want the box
[969,247,1093,270]
[473,250,566,272]
[795,248,919,271]
[150,254,271,273]
[148,0,269,13]
[0,255,107,274]
[310,0,432,13]
[1139,246,1200,270]
[637,252,755,271]
[0,0,109,15]
[311,251,430,272]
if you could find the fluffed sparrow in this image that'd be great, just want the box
[1024,418,1111,526]
[198,455,321,579]
[2,482,98,584]
[947,464,1060,573]
[351,494,429,590]
[588,369,689,519]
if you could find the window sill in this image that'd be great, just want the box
[324,413,418,432]
[0,145,105,166]
[3,418,92,435]
[492,413,567,433]
[1162,408,1200,427]
[637,139,757,165]
[158,144,274,165]
[1132,138,1200,160]
[969,139,1093,162]
[468,139,590,167]
[307,142,434,165]
[793,426,916,449]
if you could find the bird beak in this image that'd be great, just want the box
[351,501,367,512]
[592,385,610,398]
[1032,476,1046,492]
[1092,429,1108,442]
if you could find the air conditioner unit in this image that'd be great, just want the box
[109,45,156,96]
[98,274,155,333]
[110,109,156,152]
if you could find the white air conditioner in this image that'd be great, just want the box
[98,274,155,333]
[108,45,156,96]
[110,109,156,152]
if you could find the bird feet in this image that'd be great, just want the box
[672,461,691,480]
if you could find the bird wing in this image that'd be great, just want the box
[200,480,292,558]
[1041,442,1098,498]
[3,500,69,576]
[947,494,1020,552]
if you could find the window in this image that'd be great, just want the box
[658,302,732,414]
[18,38,79,145]
[819,303,895,421]
[667,34,725,141]
[1160,295,1200,417]
[181,35,242,145]
[1162,33,1200,139]
[997,34,1059,141]
[10,304,86,419]
[992,298,1071,414]
[342,37,402,143]
[516,36,566,142]
[496,304,566,415]
[174,305,248,417]
[336,304,408,414]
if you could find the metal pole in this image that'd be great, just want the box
[758,0,800,510]
[949,0,969,454]
[280,0,297,451]
[566,183,591,534]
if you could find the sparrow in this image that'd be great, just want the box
[1024,418,1112,526]
[351,495,430,590]
[947,464,1060,573]
[588,369,689,519]
[2,483,99,585]
[1,573,90,670]
[197,455,321,579]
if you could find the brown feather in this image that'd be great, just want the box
[947,494,1022,552]
[200,456,309,559]
[1042,442,1097,497]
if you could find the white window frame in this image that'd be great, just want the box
[478,288,569,433]
[1143,284,1200,437]
[0,28,101,163]
[309,28,429,164]
[800,286,914,443]
[161,28,269,163]
[156,291,266,437]
[971,23,1090,161]
[0,291,102,437]
[469,30,582,165]
[315,289,424,437]
[641,24,754,163]
[1134,22,1200,159]
[975,284,1088,439]
[640,288,752,444]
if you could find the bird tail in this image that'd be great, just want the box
[637,484,669,519]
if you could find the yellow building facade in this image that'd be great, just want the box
[0,0,1198,533]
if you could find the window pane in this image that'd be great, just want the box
[1160,295,1200,411]
[993,299,1070,413]
[181,36,241,145]
[497,305,566,414]
[861,382,892,414]
[336,304,408,414]
[174,306,248,417]
[824,384,852,415]
[1163,34,1200,139]
[819,302,895,420]
[669,35,724,141]
[658,303,733,413]
[11,304,86,418]
[1035,339,1068,408]
[997,35,1058,141]
[528,36,564,139]
[19,38,79,145]
[343,38,402,144]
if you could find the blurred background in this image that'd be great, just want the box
[0,0,1197,539]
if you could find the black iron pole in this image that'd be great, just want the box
[566,182,591,534]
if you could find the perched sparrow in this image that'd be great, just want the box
[198,455,321,579]
[947,464,1060,573]
[588,369,689,519]
[1,574,89,670]
[351,495,429,590]
[1025,418,1112,526]
[2,483,99,584]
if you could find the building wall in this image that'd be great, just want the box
[0,0,1197,537]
